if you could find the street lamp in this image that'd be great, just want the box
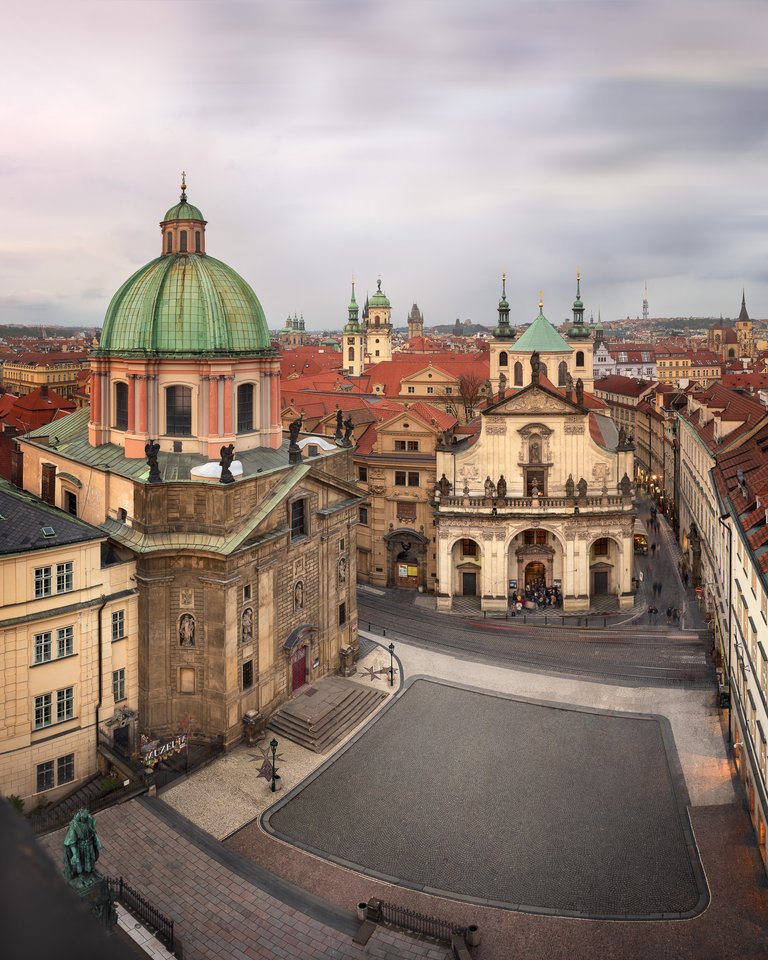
[388,642,395,687]
[270,738,279,792]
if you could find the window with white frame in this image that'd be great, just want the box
[34,566,52,598]
[112,668,126,703]
[57,626,74,658]
[34,632,52,664]
[111,609,125,641]
[34,693,52,729]
[56,562,73,593]
[56,686,74,723]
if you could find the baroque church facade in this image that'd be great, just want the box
[434,278,636,612]
[15,179,361,750]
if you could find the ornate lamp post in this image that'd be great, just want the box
[270,738,279,792]
[388,642,395,687]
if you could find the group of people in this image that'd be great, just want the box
[510,579,562,612]
[647,604,682,625]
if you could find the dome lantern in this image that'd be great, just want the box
[160,172,208,256]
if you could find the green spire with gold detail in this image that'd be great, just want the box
[568,270,590,339]
[493,272,515,340]
[163,171,205,222]
[344,277,362,333]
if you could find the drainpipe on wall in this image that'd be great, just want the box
[95,595,109,769]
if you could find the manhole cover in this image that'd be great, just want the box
[304,687,318,697]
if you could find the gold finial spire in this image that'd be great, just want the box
[180,170,187,201]
[539,290,544,310]
[576,267,580,281]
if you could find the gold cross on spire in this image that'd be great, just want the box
[180,171,187,201]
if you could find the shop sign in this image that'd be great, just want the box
[141,733,187,767]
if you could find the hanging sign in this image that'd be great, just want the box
[141,733,188,767]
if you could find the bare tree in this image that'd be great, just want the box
[438,373,485,423]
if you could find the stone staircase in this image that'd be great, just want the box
[268,676,387,753]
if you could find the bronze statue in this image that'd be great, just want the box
[288,416,303,446]
[219,443,235,484]
[64,808,102,885]
[145,439,161,483]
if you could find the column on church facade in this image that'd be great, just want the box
[435,531,453,611]
[208,376,218,436]
[223,376,234,436]
[127,375,136,433]
[138,376,148,434]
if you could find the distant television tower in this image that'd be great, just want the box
[642,282,649,323]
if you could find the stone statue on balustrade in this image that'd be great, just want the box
[496,474,507,499]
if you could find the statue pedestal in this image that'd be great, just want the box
[69,874,117,934]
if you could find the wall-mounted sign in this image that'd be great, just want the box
[141,733,187,767]
[508,580,518,591]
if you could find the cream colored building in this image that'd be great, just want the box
[0,480,137,807]
[434,357,636,612]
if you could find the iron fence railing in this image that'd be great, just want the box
[107,876,174,950]
[375,900,465,945]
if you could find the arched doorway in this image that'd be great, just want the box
[589,536,620,598]
[525,561,546,588]
[385,528,428,590]
[450,538,482,597]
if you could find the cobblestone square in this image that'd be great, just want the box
[264,678,707,918]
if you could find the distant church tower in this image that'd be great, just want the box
[642,283,649,324]
[488,273,515,393]
[736,290,754,359]
[343,279,365,377]
[407,303,424,342]
[365,278,393,363]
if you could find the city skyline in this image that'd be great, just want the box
[2,0,768,330]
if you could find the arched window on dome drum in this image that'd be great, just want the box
[514,361,523,386]
[237,383,254,433]
[114,382,128,431]
[195,231,201,252]
[166,386,192,436]
[558,361,568,386]
[180,230,188,253]
[499,351,508,367]
[166,232,173,253]
[348,346,355,361]
[576,350,585,368]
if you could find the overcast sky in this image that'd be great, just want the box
[2,0,768,332]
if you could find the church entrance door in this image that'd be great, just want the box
[593,571,609,595]
[525,561,546,588]
[291,645,307,692]
[462,571,477,596]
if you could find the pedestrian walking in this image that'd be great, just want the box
[651,542,657,556]
[683,570,689,587]
[673,607,680,624]
[666,605,673,624]
[648,605,658,624]
[638,569,644,584]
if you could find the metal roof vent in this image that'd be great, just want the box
[41,526,56,538]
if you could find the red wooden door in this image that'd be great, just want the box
[291,646,306,691]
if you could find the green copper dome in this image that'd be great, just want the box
[163,200,205,222]
[97,254,272,357]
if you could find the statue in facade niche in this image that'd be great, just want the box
[565,473,575,498]
[496,475,507,499]
[530,351,541,383]
[179,613,195,646]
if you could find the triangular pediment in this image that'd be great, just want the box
[486,385,582,416]
[400,365,458,386]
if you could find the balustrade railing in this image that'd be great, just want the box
[440,493,629,509]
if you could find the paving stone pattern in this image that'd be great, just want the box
[266,679,704,917]
[37,801,449,960]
